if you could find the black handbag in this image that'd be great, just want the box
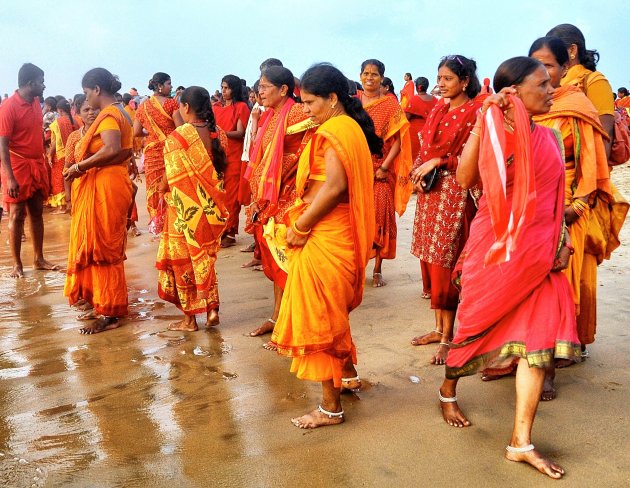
[422,168,439,192]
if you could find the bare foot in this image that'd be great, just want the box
[291,407,344,429]
[51,207,68,215]
[167,318,198,332]
[252,265,263,272]
[34,259,63,272]
[555,358,577,369]
[10,264,24,278]
[241,258,261,268]
[262,341,277,351]
[341,376,362,391]
[77,309,98,321]
[541,376,556,402]
[421,291,431,299]
[411,330,441,346]
[372,272,386,287]
[505,448,565,479]
[430,343,449,365]
[439,391,471,428]
[206,310,220,328]
[130,225,141,237]
[240,242,255,252]
[79,316,120,334]
[220,235,236,248]
[249,318,275,337]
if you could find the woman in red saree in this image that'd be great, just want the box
[47,99,77,213]
[271,63,378,428]
[409,56,481,365]
[134,72,183,219]
[63,68,134,334]
[438,58,581,479]
[404,76,437,162]
[244,66,315,339]
[399,72,414,108]
[359,59,413,287]
[156,86,228,331]
[213,74,250,248]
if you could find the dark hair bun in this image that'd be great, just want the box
[111,77,122,93]
[148,80,155,91]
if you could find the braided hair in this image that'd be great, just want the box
[179,86,227,174]
[300,62,383,157]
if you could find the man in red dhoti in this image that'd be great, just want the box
[0,63,59,278]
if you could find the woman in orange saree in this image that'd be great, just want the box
[48,99,77,213]
[404,76,437,162]
[359,59,413,288]
[546,24,628,355]
[156,86,228,331]
[271,63,378,428]
[438,58,581,479]
[528,37,615,398]
[134,72,183,219]
[244,66,315,339]
[63,68,134,334]
[409,56,481,365]
[213,74,250,247]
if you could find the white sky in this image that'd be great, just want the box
[1,0,628,98]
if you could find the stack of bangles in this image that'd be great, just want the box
[73,163,84,174]
[292,222,311,237]
[571,198,588,217]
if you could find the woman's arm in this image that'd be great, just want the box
[173,109,184,128]
[286,146,348,247]
[226,118,245,139]
[375,133,400,181]
[64,129,131,180]
[133,118,145,138]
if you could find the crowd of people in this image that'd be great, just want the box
[1,22,629,480]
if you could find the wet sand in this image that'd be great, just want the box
[1,169,629,487]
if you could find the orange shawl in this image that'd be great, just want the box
[534,85,610,200]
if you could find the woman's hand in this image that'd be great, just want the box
[63,163,84,181]
[286,226,308,248]
[374,167,388,181]
[564,206,580,226]
[481,87,517,114]
[251,106,261,122]
[552,245,571,272]
[410,157,440,190]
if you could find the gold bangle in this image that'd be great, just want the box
[292,222,311,236]
[470,131,480,137]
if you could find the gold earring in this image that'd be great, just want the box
[570,54,575,60]
[331,103,337,109]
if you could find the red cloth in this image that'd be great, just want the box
[214,101,250,235]
[0,91,48,206]
[446,126,580,378]
[477,95,536,266]
[405,95,437,160]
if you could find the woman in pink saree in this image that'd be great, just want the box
[438,57,581,479]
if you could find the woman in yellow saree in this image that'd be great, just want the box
[156,86,228,331]
[63,68,134,334]
[271,63,379,428]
